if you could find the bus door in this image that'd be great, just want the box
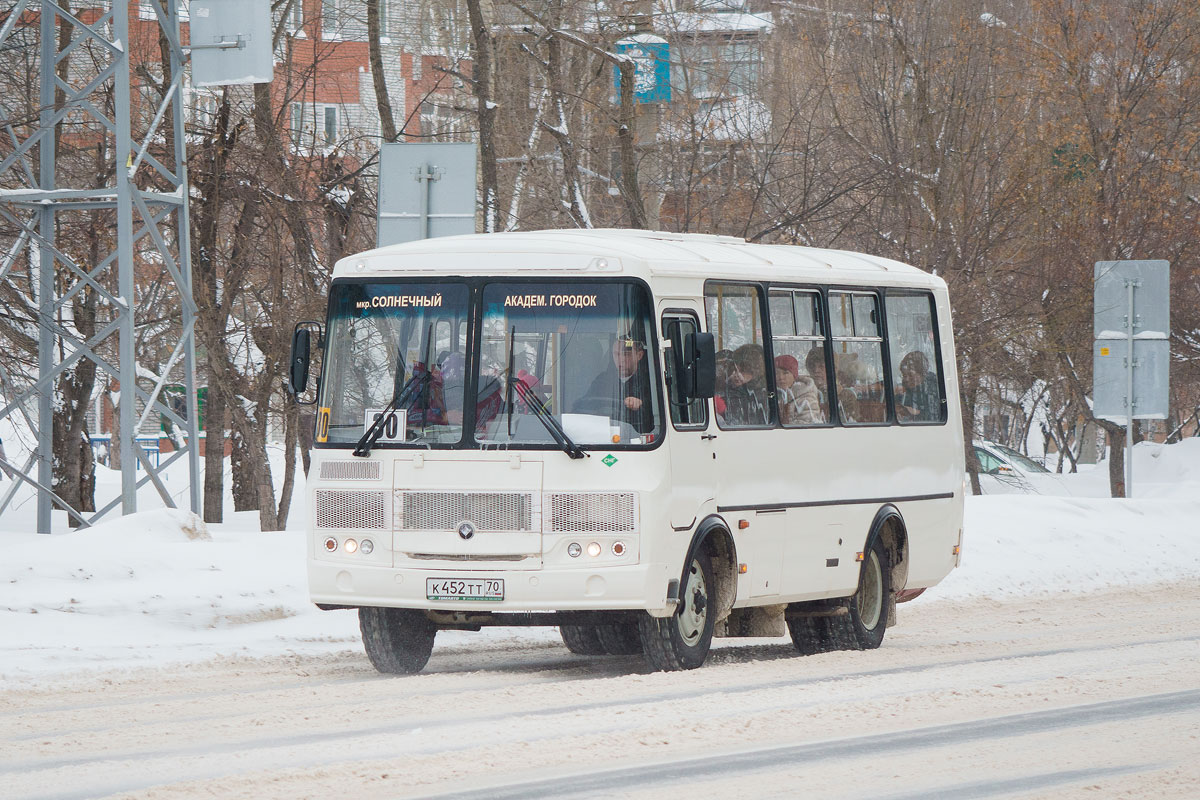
[660,306,716,532]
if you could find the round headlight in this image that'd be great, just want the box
[567,542,582,558]
[360,538,374,555]
[612,541,626,557]
[586,542,602,558]
[323,537,338,552]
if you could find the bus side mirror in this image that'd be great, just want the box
[684,332,716,399]
[288,321,323,403]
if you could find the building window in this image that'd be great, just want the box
[323,105,339,144]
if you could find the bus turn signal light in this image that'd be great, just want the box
[855,552,864,562]
[738,519,750,529]
[738,563,748,574]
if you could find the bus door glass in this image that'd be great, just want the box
[661,306,715,531]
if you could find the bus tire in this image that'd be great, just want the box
[639,548,716,671]
[560,625,608,655]
[359,607,437,674]
[597,622,643,655]
[840,535,891,650]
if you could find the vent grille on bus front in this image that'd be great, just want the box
[318,460,382,481]
[547,493,637,533]
[395,491,535,532]
[315,490,388,529]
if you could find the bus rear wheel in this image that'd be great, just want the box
[359,607,437,674]
[787,536,891,654]
[639,549,716,671]
[845,535,890,649]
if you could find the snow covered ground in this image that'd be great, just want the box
[2,439,1199,686]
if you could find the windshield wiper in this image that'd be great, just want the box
[511,379,587,460]
[353,358,430,457]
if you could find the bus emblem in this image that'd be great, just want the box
[457,521,476,540]
[602,454,618,467]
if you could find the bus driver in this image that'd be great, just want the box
[577,334,655,433]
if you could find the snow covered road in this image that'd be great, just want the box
[3,582,1198,799]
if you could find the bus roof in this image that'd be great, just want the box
[333,229,943,289]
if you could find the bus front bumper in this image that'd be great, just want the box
[308,560,677,617]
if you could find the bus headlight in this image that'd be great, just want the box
[567,542,582,558]
[360,538,374,555]
[323,537,338,552]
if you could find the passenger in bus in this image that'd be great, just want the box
[724,344,769,426]
[774,354,823,425]
[805,346,830,419]
[578,334,655,433]
[896,350,940,421]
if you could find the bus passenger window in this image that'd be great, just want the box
[705,283,773,429]
[829,292,886,424]
[770,290,826,426]
[886,293,945,424]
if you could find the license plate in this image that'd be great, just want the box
[426,577,505,601]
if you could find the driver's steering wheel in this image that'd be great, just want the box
[573,397,618,417]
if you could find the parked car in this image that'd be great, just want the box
[973,440,1074,496]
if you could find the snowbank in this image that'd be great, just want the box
[2,440,1199,684]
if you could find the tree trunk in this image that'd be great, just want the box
[203,379,226,522]
[465,0,500,231]
[230,426,257,512]
[276,402,298,529]
[298,409,314,476]
[615,60,649,228]
[1103,422,1126,498]
[367,0,399,142]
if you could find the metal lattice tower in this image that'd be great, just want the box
[0,0,200,531]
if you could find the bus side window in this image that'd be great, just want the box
[770,290,827,427]
[704,283,773,429]
[829,291,887,425]
[662,315,707,428]
[886,292,946,424]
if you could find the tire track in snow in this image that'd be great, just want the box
[422,690,1200,799]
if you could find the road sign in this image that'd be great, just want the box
[1094,260,1170,339]
[1092,339,1170,421]
[1092,259,1170,497]
[189,0,274,87]
[377,143,477,246]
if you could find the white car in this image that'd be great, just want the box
[973,440,1074,496]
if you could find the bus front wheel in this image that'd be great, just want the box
[359,607,437,674]
[639,548,716,671]
[560,625,608,655]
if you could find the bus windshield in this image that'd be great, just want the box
[319,281,470,446]
[475,281,661,447]
[318,279,661,448]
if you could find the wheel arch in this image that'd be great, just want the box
[687,514,738,624]
[864,504,909,595]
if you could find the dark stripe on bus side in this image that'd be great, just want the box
[717,492,955,513]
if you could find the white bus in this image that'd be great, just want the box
[288,229,965,673]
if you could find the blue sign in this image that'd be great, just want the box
[614,36,671,104]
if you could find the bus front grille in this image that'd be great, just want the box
[318,460,382,481]
[315,490,388,529]
[395,491,536,532]
[547,493,637,533]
